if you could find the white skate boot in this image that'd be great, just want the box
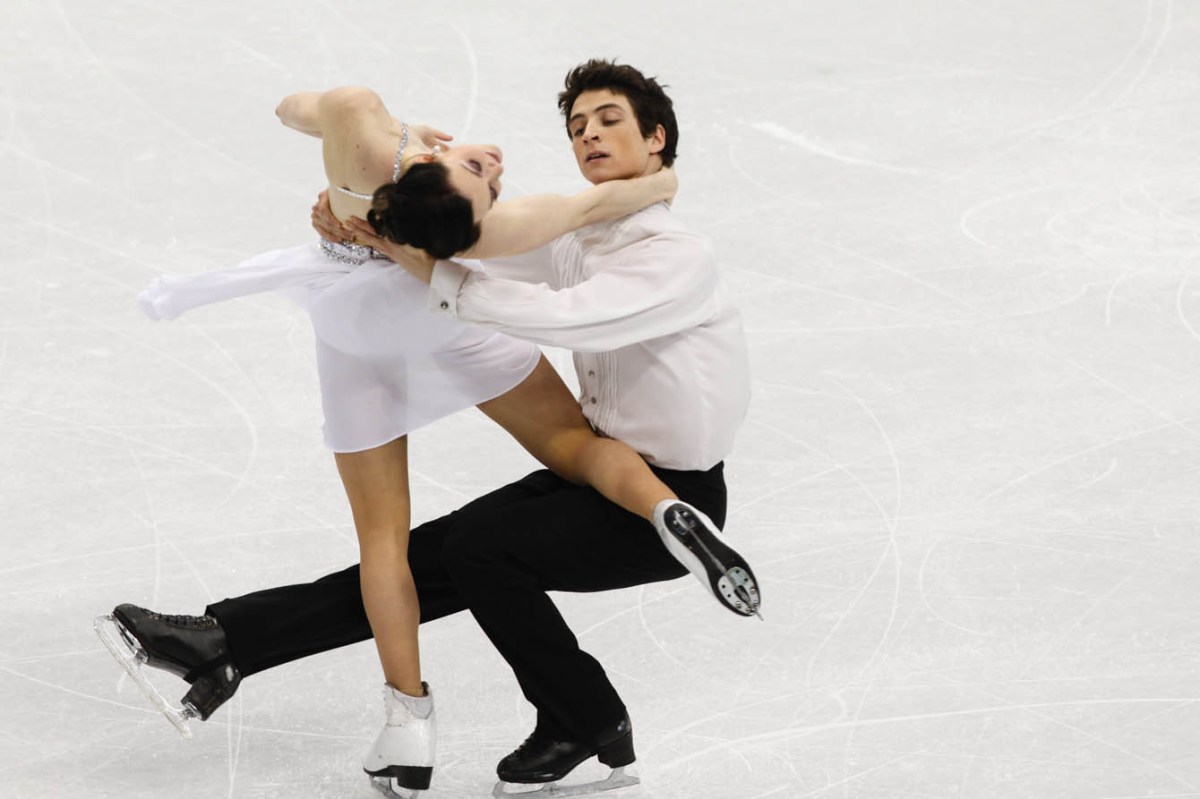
[652,500,762,618]
[364,682,436,798]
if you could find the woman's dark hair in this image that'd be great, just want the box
[557,59,678,167]
[368,161,481,259]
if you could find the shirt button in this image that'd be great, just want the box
[588,371,595,377]
[590,397,598,405]
[439,301,448,310]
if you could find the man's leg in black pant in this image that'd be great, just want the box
[441,465,726,744]
[207,472,573,678]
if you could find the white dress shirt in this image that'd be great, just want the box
[427,202,751,471]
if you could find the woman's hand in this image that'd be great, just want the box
[411,124,453,151]
[311,190,355,242]
[650,165,677,206]
[345,217,438,284]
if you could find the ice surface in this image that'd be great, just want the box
[2,1,1198,797]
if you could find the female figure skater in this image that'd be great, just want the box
[123,86,756,796]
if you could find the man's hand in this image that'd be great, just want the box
[311,190,354,242]
[345,217,437,284]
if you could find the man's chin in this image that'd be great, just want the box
[581,159,639,183]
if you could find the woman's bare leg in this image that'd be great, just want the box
[481,356,762,617]
[478,357,676,519]
[562,436,676,519]
[334,437,422,695]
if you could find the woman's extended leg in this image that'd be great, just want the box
[478,356,761,617]
[333,437,422,694]
[477,357,674,518]
[334,437,437,790]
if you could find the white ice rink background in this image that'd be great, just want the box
[2,1,1198,797]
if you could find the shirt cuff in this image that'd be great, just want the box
[428,259,472,317]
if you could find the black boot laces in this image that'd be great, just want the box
[512,727,558,758]
[146,609,218,629]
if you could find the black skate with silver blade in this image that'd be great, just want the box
[493,714,639,797]
[653,501,762,618]
[94,603,241,736]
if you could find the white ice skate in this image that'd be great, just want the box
[492,766,640,797]
[364,682,436,797]
[93,613,201,738]
[652,500,762,618]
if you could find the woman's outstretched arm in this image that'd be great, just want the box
[277,87,452,145]
[274,91,328,137]
[276,86,396,144]
[460,167,677,259]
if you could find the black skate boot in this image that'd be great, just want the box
[493,714,638,797]
[652,500,762,618]
[95,604,241,735]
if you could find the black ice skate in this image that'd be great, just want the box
[492,715,638,797]
[93,603,241,737]
[652,500,762,618]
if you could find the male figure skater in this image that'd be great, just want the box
[104,59,753,796]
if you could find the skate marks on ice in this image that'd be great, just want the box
[94,613,200,738]
[5,0,1200,797]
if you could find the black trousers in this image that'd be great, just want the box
[207,462,726,744]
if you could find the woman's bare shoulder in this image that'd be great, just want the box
[320,89,401,182]
[319,87,385,115]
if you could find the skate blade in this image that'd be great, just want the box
[493,766,639,797]
[368,776,420,798]
[93,614,198,738]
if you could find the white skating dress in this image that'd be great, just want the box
[140,241,540,453]
[140,127,540,452]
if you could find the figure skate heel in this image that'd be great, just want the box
[595,727,635,769]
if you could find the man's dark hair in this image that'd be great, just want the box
[368,161,481,259]
[557,59,678,167]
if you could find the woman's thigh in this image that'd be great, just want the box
[477,356,598,483]
[333,436,411,536]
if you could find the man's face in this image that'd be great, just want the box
[567,89,665,184]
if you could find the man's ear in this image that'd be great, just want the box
[646,124,666,155]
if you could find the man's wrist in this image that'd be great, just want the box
[428,259,471,317]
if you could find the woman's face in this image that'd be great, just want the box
[437,144,504,221]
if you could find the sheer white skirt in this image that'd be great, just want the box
[139,242,541,453]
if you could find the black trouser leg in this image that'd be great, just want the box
[442,465,725,744]
[207,461,726,745]
[206,475,558,677]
